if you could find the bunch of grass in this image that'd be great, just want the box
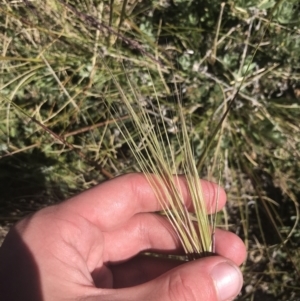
[106,65,219,258]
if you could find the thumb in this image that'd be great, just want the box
[111,256,243,301]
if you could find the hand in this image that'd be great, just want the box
[0,173,246,301]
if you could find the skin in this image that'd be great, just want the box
[0,173,246,301]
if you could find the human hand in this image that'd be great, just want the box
[0,173,246,301]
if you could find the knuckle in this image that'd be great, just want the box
[167,272,197,301]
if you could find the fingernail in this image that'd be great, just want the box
[210,262,243,301]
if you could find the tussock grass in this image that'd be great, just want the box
[106,64,217,258]
[1,0,300,299]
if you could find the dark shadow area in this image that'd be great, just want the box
[252,169,295,246]
[0,149,61,219]
[0,225,43,300]
[236,168,300,300]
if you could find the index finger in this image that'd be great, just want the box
[62,173,226,230]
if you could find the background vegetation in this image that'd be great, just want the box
[0,0,299,299]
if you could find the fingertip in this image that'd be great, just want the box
[215,229,247,266]
[210,260,243,301]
